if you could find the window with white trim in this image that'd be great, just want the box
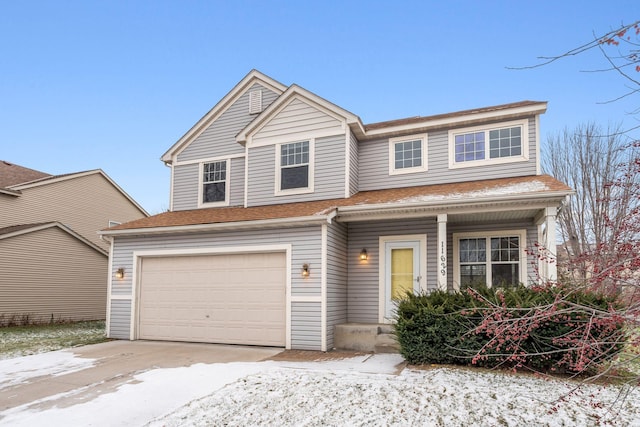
[202,160,227,204]
[278,140,311,192]
[454,231,526,288]
[389,134,427,175]
[449,120,528,168]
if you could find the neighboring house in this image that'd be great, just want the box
[0,161,148,324]
[101,70,573,351]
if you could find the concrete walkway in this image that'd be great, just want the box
[0,340,282,413]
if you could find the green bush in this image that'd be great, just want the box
[395,284,626,373]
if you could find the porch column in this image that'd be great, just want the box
[543,207,558,283]
[437,214,448,291]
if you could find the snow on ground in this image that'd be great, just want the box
[1,351,639,426]
[397,181,549,204]
[0,351,95,390]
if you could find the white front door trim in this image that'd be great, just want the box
[378,234,427,323]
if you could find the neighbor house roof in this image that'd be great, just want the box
[0,222,108,255]
[0,160,51,188]
[103,175,572,235]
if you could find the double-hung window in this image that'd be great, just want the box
[201,160,228,205]
[449,120,528,168]
[454,231,526,289]
[277,140,313,193]
[389,134,428,175]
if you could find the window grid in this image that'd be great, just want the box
[280,141,310,191]
[454,125,522,163]
[202,161,226,204]
[394,140,422,169]
[203,161,226,183]
[459,236,521,287]
[281,141,309,167]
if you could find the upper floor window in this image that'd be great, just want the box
[201,160,228,206]
[448,120,528,169]
[276,140,314,195]
[453,230,526,290]
[389,134,428,175]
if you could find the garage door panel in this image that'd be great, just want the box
[138,252,286,346]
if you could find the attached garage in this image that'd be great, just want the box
[137,251,286,347]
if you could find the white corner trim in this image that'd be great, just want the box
[535,115,541,175]
[320,223,328,351]
[344,128,351,198]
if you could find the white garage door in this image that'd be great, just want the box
[138,252,286,346]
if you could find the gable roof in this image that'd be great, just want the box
[8,169,149,217]
[0,222,108,256]
[235,84,365,145]
[161,69,288,164]
[102,175,573,236]
[0,160,51,188]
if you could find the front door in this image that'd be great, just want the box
[381,236,426,320]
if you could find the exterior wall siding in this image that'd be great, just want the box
[247,134,346,206]
[171,163,199,211]
[177,83,279,162]
[291,301,322,350]
[0,227,107,323]
[109,299,131,339]
[0,173,147,251]
[347,218,437,323]
[251,98,344,146]
[109,226,323,349]
[349,132,359,196]
[358,116,539,192]
[325,222,348,350]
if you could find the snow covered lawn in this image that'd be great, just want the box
[1,351,639,426]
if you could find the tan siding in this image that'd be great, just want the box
[0,173,147,251]
[0,227,107,323]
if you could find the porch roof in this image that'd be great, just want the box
[102,175,572,235]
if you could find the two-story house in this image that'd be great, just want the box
[0,162,148,324]
[102,70,572,352]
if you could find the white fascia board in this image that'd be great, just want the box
[363,103,547,139]
[162,70,287,163]
[336,190,573,221]
[0,188,20,196]
[100,213,335,237]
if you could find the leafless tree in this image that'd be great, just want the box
[544,122,640,278]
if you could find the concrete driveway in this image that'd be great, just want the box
[0,340,282,414]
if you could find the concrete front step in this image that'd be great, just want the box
[334,323,400,353]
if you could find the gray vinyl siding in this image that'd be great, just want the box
[251,98,344,146]
[172,164,199,210]
[109,226,323,349]
[0,227,107,323]
[358,116,539,191]
[291,301,321,350]
[108,299,131,339]
[325,222,348,350]
[247,134,346,206]
[347,218,437,323]
[229,157,245,206]
[172,158,246,210]
[349,132,359,196]
[177,83,280,162]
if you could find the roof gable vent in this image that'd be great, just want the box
[249,89,263,114]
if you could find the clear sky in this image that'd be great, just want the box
[1,1,638,214]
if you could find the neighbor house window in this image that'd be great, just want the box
[278,140,313,193]
[202,160,227,204]
[449,120,528,168]
[454,231,526,289]
[389,134,428,175]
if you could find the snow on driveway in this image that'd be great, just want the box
[1,351,639,426]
